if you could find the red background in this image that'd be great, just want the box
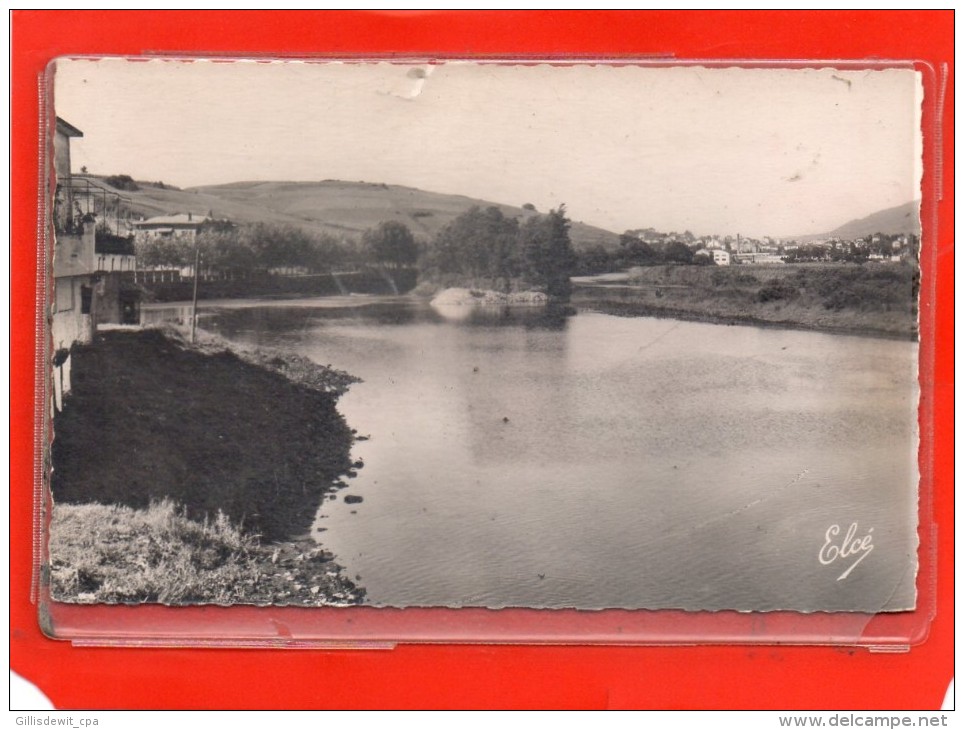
[10,11,954,709]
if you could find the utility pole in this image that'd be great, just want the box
[191,241,200,343]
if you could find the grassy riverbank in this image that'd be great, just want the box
[573,263,919,340]
[49,328,366,605]
[49,501,363,605]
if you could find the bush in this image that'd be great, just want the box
[103,174,140,192]
[756,279,799,303]
[822,288,863,311]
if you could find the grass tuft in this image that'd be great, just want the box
[48,500,365,605]
[49,500,263,604]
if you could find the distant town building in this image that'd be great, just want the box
[732,252,785,265]
[695,248,731,266]
[133,213,209,244]
[711,249,730,266]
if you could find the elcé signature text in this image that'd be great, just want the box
[818,522,874,581]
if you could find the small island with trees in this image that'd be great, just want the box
[419,205,577,307]
[133,201,581,310]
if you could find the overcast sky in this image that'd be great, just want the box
[53,58,922,238]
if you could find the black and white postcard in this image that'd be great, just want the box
[46,59,921,613]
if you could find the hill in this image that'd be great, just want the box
[795,200,921,242]
[92,177,621,250]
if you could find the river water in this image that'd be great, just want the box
[165,295,918,612]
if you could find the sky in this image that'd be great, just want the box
[53,58,922,238]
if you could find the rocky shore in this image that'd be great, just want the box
[430,287,549,307]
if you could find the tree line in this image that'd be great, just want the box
[136,221,364,274]
[574,233,707,275]
[137,207,578,301]
[137,219,422,274]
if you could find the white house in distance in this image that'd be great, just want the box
[132,213,209,245]
[695,248,731,266]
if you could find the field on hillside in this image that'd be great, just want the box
[93,176,621,250]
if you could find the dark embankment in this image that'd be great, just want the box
[140,268,418,303]
[574,263,919,340]
[51,329,356,542]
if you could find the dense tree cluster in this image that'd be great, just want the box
[363,221,419,269]
[519,206,577,301]
[420,205,577,301]
[424,206,521,284]
[136,221,361,274]
[574,233,706,274]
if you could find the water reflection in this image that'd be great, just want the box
[151,297,575,336]
[194,297,919,611]
[432,303,571,330]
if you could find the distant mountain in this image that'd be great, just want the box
[795,200,921,242]
[99,177,620,251]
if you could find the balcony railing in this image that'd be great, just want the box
[54,176,134,239]
[54,176,136,260]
